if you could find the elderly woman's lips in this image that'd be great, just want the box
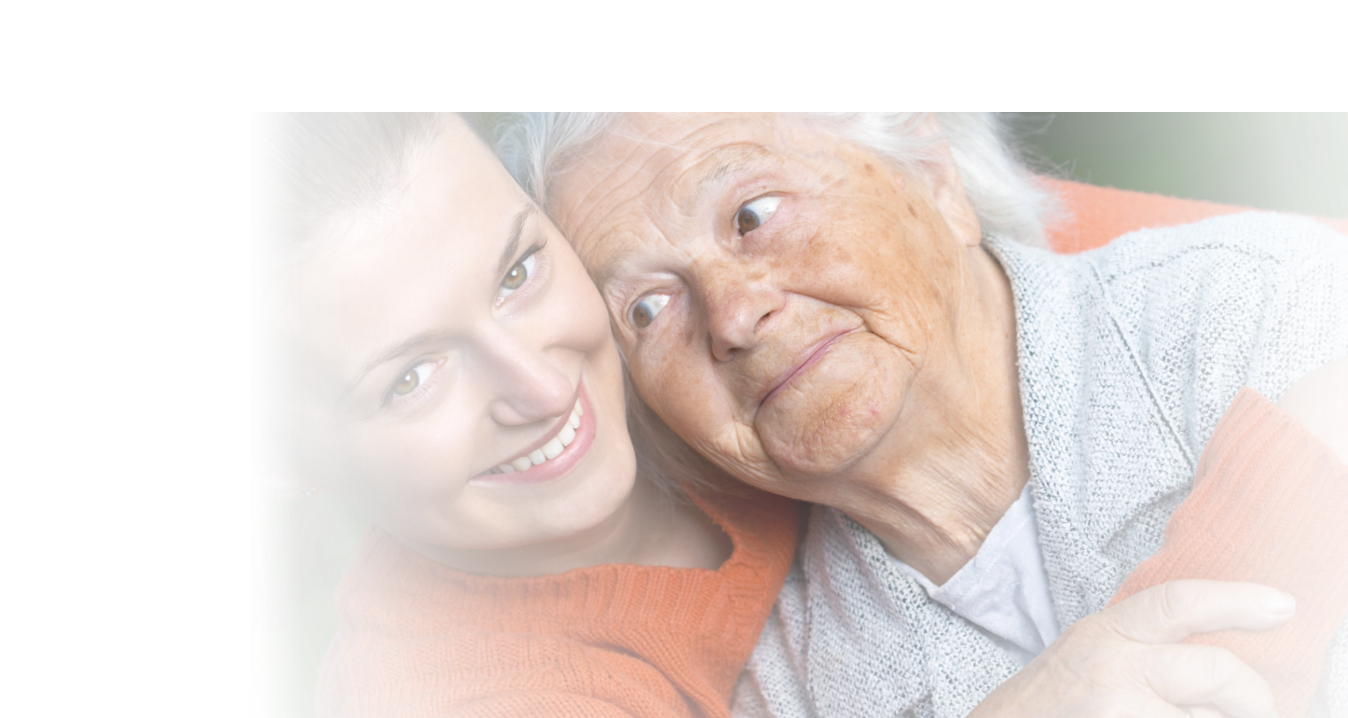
[759,330,853,410]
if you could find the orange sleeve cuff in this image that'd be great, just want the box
[1110,387,1348,718]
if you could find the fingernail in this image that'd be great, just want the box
[1259,589,1296,614]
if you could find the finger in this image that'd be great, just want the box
[1103,579,1295,644]
[1140,644,1277,718]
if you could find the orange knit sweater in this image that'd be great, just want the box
[1111,388,1348,718]
[314,488,801,718]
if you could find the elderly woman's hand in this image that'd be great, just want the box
[968,580,1296,718]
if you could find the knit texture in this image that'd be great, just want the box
[734,212,1348,718]
[1112,387,1348,718]
[316,487,801,718]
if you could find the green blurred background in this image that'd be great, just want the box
[260,112,1348,718]
[1009,113,1348,217]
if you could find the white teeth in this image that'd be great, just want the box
[495,398,586,472]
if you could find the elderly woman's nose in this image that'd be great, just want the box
[700,270,785,362]
[481,335,576,426]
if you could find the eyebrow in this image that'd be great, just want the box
[684,144,776,210]
[345,204,537,395]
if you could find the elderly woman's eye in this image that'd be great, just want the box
[736,196,782,235]
[390,361,435,397]
[631,293,670,328]
[500,254,537,297]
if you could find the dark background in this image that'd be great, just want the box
[254,111,1348,716]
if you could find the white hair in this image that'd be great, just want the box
[494,112,1056,247]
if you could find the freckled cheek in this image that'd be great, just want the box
[629,347,726,444]
[771,212,918,307]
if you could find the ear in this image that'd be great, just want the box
[916,118,982,248]
[248,449,323,501]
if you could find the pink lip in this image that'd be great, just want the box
[759,330,853,410]
[468,381,597,487]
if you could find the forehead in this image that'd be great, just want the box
[551,114,832,270]
[293,121,528,380]
[549,115,781,250]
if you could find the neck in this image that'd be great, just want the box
[844,243,1029,585]
[412,478,732,577]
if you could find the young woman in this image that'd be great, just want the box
[266,113,799,717]
[253,110,1337,716]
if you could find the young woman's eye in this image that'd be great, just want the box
[389,361,435,398]
[499,253,537,298]
[630,293,670,328]
[736,195,781,235]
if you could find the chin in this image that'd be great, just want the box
[764,424,889,481]
[755,388,900,482]
[534,448,638,537]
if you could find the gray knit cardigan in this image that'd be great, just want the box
[734,213,1348,718]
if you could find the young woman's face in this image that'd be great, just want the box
[291,118,635,558]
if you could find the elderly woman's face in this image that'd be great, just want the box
[551,114,983,501]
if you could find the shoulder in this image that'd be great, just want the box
[1081,213,1348,355]
[322,490,808,718]
[1084,211,1345,285]
[1080,212,1348,451]
[320,520,767,718]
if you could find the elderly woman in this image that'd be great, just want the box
[497,113,1348,717]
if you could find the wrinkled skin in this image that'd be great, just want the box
[968,580,1292,718]
[551,113,1026,580]
[546,112,1319,717]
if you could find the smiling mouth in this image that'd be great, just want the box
[758,330,853,410]
[482,398,585,475]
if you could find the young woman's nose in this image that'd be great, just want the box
[699,262,784,362]
[480,332,576,426]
